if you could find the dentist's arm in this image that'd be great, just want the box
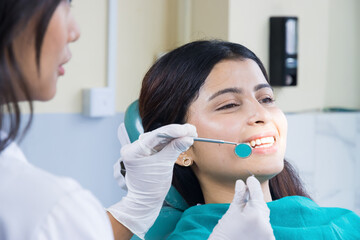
[107,124,197,240]
[208,176,275,240]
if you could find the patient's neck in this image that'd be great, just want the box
[200,178,272,204]
[261,182,272,202]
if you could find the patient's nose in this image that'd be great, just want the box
[246,100,272,125]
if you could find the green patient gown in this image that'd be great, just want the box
[167,196,360,240]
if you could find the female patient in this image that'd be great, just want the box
[138,40,360,239]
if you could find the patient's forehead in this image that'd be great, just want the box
[199,59,268,96]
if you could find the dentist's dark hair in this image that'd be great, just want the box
[0,0,61,152]
[139,40,310,207]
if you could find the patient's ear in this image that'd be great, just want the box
[176,151,194,167]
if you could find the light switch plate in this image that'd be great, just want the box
[82,88,115,117]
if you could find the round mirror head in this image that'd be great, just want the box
[234,143,252,158]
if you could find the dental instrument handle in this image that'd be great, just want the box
[157,134,237,145]
[193,137,238,145]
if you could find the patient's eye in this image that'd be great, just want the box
[259,96,275,104]
[216,103,240,111]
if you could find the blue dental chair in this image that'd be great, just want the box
[124,100,188,240]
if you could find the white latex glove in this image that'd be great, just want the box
[208,176,275,240]
[107,123,197,239]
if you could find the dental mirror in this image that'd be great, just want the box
[157,134,252,158]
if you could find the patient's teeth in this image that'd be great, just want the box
[249,136,275,148]
[254,143,273,148]
[261,137,274,144]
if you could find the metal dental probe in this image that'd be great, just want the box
[157,134,252,158]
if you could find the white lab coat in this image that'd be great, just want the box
[0,141,114,240]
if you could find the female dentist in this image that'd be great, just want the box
[0,0,197,239]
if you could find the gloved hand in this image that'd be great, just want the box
[208,176,275,240]
[107,123,197,239]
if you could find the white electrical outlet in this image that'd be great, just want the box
[82,88,115,117]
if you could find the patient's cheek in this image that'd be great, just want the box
[189,114,242,141]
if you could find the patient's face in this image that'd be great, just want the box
[185,59,287,187]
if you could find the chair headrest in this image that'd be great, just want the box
[124,100,144,142]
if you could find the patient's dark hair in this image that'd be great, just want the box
[139,40,310,206]
[0,0,61,152]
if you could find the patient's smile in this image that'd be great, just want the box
[249,136,275,148]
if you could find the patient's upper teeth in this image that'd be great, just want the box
[249,136,275,147]
[261,137,274,144]
[254,143,273,148]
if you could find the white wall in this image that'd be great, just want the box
[325,0,360,109]
[116,0,179,111]
[190,0,229,41]
[285,112,360,215]
[33,0,359,114]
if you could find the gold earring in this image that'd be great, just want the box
[182,157,193,167]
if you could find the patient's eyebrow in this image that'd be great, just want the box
[254,83,272,91]
[208,84,272,101]
[208,88,242,101]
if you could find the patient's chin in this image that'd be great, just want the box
[251,162,284,181]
